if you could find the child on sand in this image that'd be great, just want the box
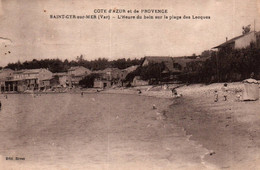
[222,83,228,101]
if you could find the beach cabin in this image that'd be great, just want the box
[242,78,259,101]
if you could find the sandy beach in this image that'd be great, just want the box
[102,82,260,169]
[166,83,260,169]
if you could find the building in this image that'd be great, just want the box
[141,56,182,81]
[172,56,208,73]
[93,79,112,88]
[139,56,210,83]
[131,76,149,86]
[53,72,69,87]
[4,68,53,92]
[0,68,14,92]
[142,56,176,72]
[120,65,138,80]
[68,66,91,87]
[213,31,260,50]
[94,68,122,80]
[93,67,123,87]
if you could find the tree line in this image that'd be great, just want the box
[4,55,142,73]
[3,42,260,85]
[179,43,260,83]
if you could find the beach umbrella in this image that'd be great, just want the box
[242,78,259,101]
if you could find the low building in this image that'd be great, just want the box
[120,65,138,80]
[68,66,91,87]
[93,79,112,88]
[5,68,53,92]
[142,56,183,74]
[140,56,182,82]
[53,72,69,87]
[94,68,122,80]
[139,56,209,83]
[93,67,124,87]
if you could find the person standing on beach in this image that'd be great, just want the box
[214,90,218,102]
[222,83,228,101]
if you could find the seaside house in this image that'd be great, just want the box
[141,56,182,81]
[68,66,91,87]
[119,65,139,86]
[142,56,174,70]
[0,68,14,92]
[139,56,210,83]
[120,65,138,79]
[213,31,260,50]
[4,68,53,92]
[101,67,122,80]
[93,67,122,88]
[142,56,183,73]
[53,72,69,87]
[172,57,208,72]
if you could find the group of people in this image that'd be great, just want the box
[214,83,228,102]
[136,85,182,98]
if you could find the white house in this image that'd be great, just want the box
[213,31,259,50]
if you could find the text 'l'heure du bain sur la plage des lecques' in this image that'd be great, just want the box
[49,8,211,20]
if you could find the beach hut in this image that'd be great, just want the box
[242,78,259,101]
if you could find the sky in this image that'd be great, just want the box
[0,0,259,67]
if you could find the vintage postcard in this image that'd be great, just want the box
[0,0,260,169]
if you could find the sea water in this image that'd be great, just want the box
[0,93,214,170]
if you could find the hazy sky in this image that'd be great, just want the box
[0,0,259,66]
